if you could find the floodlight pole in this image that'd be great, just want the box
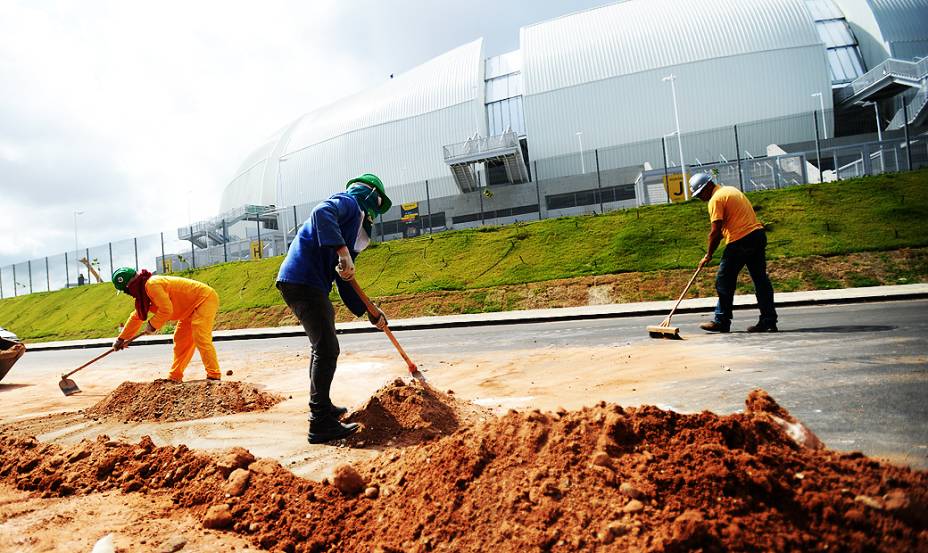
[73,211,84,280]
[867,101,884,172]
[663,74,688,199]
[812,92,827,140]
[576,131,585,174]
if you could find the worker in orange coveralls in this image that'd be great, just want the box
[111,267,221,382]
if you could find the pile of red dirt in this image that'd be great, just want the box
[0,389,925,552]
[345,378,491,446]
[84,380,284,422]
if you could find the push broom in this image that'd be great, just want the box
[347,277,426,383]
[647,265,703,339]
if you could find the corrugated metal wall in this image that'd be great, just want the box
[520,0,832,161]
[277,101,476,206]
[867,0,928,58]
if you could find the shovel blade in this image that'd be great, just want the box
[59,377,81,396]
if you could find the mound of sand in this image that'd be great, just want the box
[84,380,284,422]
[1,389,925,552]
[345,378,491,446]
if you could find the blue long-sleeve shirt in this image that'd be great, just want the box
[276,193,367,317]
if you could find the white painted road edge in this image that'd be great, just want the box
[26,283,928,351]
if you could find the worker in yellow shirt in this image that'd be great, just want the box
[111,267,222,381]
[690,173,777,333]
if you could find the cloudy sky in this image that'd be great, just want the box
[0,0,608,267]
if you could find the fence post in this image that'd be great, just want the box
[189,226,196,269]
[291,206,299,245]
[27,260,32,294]
[85,248,90,279]
[833,150,840,181]
[774,158,781,189]
[903,102,913,171]
[595,149,604,214]
[813,111,823,184]
[0,267,3,299]
[425,179,432,234]
[12,264,16,297]
[108,242,113,279]
[160,232,166,273]
[661,137,671,204]
[222,219,229,262]
[378,214,383,242]
[256,216,262,260]
[133,238,139,270]
[733,125,744,191]
[65,251,70,288]
[45,257,50,292]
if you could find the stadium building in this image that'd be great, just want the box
[186,0,926,263]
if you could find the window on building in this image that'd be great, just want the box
[804,0,867,84]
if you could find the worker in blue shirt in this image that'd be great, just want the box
[276,173,392,444]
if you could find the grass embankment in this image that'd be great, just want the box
[2,171,927,342]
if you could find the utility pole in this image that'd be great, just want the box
[663,74,688,198]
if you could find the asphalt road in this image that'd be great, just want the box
[11,300,928,468]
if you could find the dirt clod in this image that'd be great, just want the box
[224,468,251,497]
[333,465,366,496]
[202,504,233,529]
[84,380,283,423]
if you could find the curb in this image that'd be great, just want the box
[23,289,928,352]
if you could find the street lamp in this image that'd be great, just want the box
[576,131,585,174]
[73,211,84,280]
[811,92,828,140]
[662,74,688,198]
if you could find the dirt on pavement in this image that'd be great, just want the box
[1,384,925,553]
[84,380,285,423]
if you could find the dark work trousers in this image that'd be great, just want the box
[276,282,340,420]
[713,229,777,326]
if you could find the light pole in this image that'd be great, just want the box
[867,101,884,172]
[576,131,585,174]
[663,74,688,198]
[73,211,84,280]
[811,92,827,140]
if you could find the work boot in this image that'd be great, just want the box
[308,416,359,444]
[330,405,348,419]
[699,320,730,333]
[207,376,221,381]
[747,321,778,333]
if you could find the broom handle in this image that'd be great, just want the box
[62,334,141,378]
[346,277,418,371]
[663,265,703,325]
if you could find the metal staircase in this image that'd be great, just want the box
[443,130,529,192]
[887,89,928,130]
[835,57,928,106]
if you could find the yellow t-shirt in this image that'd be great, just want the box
[707,186,764,244]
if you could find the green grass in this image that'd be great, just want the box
[3,170,927,342]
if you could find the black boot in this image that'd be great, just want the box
[330,405,349,419]
[308,415,359,444]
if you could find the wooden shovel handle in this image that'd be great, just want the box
[62,334,141,378]
[346,278,418,372]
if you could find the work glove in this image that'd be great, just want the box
[336,252,356,280]
[113,338,129,351]
[367,309,388,331]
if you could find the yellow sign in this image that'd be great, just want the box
[162,258,173,274]
[663,173,687,203]
[251,240,263,259]
[401,202,419,222]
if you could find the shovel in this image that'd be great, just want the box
[647,265,703,340]
[58,334,141,396]
[346,277,426,383]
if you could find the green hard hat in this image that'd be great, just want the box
[112,267,137,292]
[346,173,392,215]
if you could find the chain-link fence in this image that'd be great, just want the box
[2,108,926,298]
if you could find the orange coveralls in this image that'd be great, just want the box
[119,275,221,381]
